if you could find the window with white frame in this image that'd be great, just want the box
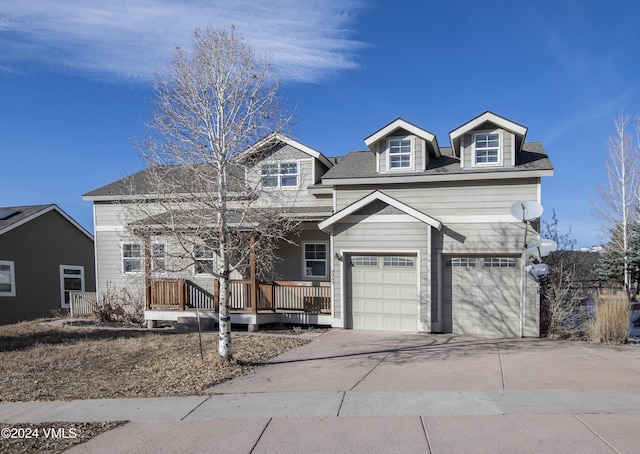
[303,243,327,278]
[261,162,299,188]
[0,260,16,297]
[151,243,167,272]
[474,131,500,165]
[388,138,412,169]
[195,244,215,275]
[122,243,142,274]
[60,265,84,308]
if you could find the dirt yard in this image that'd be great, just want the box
[0,318,316,453]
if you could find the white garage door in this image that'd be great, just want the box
[346,255,417,332]
[443,256,521,336]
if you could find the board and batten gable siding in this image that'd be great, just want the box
[331,219,431,329]
[461,128,514,168]
[246,143,332,208]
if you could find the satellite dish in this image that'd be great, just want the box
[527,238,558,258]
[524,263,549,282]
[510,201,543,222]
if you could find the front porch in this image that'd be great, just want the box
[145,278,332,330]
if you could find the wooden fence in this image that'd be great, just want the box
[69,291,98,317]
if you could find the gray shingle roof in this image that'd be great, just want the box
[321,142,553,180]
[0,205,54,232]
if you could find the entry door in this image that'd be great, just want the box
[60,265,85,308]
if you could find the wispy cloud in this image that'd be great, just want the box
[0,0,365,82]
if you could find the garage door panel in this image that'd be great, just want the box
[347,254,417,333]
[445,256,520,336]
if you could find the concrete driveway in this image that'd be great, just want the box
[4,330,640,453]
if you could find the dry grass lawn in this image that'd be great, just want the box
[0,318,313,453]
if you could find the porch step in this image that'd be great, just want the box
[173,316,215,331]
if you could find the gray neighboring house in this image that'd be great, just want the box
[0,204,95,325]
[83,112,553,337]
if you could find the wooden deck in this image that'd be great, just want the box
[147,278,331,315]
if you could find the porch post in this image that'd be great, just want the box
[250,234,258,314]
[144,236,151,310]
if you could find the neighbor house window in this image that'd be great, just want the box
[151,243,167,272]
[0,260,16,297]
[261,162,299,188]
[474,132,500,165]
[445,257,477,267]
[388,138,412,169]
[60,265,84,308]
[303,243,327,278]
[484,257,517,268]
[195,244,215,275]
[122,243,142,274]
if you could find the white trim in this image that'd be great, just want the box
[449,111,528,139]
[241,133,334,169]
[0,260,16,297]
[93,204,100,297]
[59,264,85,308]
[420,138,427,171]
[365,119,436,150]
[318,191,442,232]
[302,241,329,279]
[321,168,553,186]
[434,249,442,332]
[95,225,126,232]
[437,215,518,223]
[0,205,93,241]
[342,214,421,224]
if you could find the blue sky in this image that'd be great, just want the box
[1,0,639,248]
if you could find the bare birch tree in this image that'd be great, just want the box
[125,27,297,360]
[594,111,640,297]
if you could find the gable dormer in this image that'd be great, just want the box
[364,118,440,174]
[449,112,528,169]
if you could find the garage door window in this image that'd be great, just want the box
[484,257,517,268]
[445,258,476,267]
[383,257,415,267]
[351,256,379,267]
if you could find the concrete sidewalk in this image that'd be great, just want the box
[2,331,640,453]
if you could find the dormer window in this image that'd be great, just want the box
[388,138,412,170]
[473,131,501,166]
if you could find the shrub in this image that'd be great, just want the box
[94,285,144,325]
[588,291,631,344]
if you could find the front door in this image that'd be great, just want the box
[60,265,85,308]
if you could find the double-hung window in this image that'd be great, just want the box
[195,244,215,275]
[388,138,412,169]
[123,243,142,274]
[474,132,500,165]
[303,243,327,278]
[0,260,16,297]
[261,162,298,188]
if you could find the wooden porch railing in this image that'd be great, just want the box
[147,278,331,314]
